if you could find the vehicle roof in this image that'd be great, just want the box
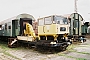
[0,13,35,25]
[37,15,66,20]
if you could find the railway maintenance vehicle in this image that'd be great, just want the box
[35,15,71,50]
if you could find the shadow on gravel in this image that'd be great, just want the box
[15,42,65,54]
[34,47,65,54]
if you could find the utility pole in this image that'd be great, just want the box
[75,0,78,13]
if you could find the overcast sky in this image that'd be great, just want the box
[0,0,90,22]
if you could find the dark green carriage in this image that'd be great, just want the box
[0,13,35,41]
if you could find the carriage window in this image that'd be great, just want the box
[75,20,78,28]
[5,24,7,30]
[8,26,11,29]
[8,22,11,29]
[0,25,2,30]
[2,25,4,30]
[38,18,44,26]
[45,17,52,25]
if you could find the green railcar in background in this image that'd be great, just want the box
[67,13,86,42]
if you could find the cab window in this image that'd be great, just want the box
[38,18,44,26]
[45,17,52,25]
[54,16,68,24]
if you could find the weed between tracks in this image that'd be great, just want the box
[58,53,87,60]
[0,41,21,60]
[57,44,88,60]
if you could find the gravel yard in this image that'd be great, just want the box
[0,38,90,60]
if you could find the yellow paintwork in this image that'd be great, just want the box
[24,23,36,39]
[38,24,69,36]
[38,23,69,41]
[38,24,57,36]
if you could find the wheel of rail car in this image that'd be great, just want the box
[27,44,31,48]
[61,44,68,51]
[62,46,67,51]
[35,37,39,42]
